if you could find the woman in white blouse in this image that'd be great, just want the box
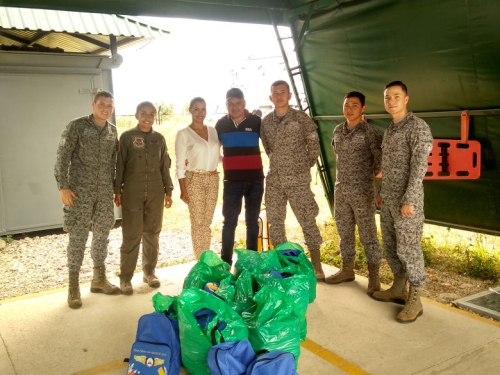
[175,97,220,259]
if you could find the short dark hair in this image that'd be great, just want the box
[93,90,113,102]
[136,101,156,114]
[189,97,206,110]
[226,88,244,100]
[344,91,366,106]
[270,80,290,92]
[385,81,408,95]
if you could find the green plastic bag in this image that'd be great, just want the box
[241,286,301,366]
[183,250,233,290]
[274,242,317,302]
[178,287,249,375]
[152,292,178,317]
[231,269,257,314]
[234,248,282,276]
[214,274,236,303]
[254,272,309,341]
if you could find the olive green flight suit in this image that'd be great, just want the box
[114,126,173,282]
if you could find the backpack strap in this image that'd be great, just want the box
[210,320,227,345]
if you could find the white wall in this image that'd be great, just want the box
[0,52,119,234]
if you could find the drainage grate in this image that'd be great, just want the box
[454,286,500,321]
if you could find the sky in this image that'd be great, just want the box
[112,17,295,118]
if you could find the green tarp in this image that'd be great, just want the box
[4,0,500,233]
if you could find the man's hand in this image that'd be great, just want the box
[165,195,173,208]
[60,189,78,206]
[114,194,122,207]
[180,191,189,204]
[375,195,382,208]
[400,204,415,217]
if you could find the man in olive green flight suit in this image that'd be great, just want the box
[114,101,173,295]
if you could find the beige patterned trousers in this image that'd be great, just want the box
[185,171,219,259]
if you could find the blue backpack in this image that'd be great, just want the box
[202,307,256,375]
[126,312,181,375]
[245,351,298,375]
[208,339,256,375]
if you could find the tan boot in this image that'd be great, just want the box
[325,259,355,285]
[366,264,381,296]
[143,273,160,288]
[120,279,133,295]
[310,249,325,282]
[90,266,121,295]
[371,275,407,305]
[396,285,423,323]
[68,271,82,309]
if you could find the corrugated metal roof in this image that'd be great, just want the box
[0,7,169,55]
[0,7,169,37]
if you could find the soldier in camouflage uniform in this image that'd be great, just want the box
[55,90,120,309]
[326,92,383,295]
[261,80,325,281]
[114,102,173,295]
[371,81,433,323]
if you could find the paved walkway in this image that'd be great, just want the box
[1,263,499,375]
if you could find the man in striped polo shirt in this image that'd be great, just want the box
[215,88,265,265]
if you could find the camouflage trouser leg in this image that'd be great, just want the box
[141,193,164,276]
[65,200,93,273]
[381,200,426,286]
[334,189,356,262]
[90,197,115,268]
[186,171,220,259]
[265,182,288,247]
[287,184,323,251]
[352,191,381,267]
[64,196,114,273]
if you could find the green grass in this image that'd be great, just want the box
[116,115,500,283]
[320,216,500,283]
[0,235,15,244]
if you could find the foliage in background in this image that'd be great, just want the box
[320,217,500,283]
[155,101,174,125]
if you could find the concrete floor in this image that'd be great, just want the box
[1,263,499,375]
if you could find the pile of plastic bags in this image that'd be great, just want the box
[152,242,317,375]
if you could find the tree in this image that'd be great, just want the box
[155,101,174,125]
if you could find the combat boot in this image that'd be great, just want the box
[310,249,325,282]
[90,266,121,295]
[371,275,407,305]
[325,259,355,285]
[120,278,133,295]
[366,264,381,296]
[396,285,423,323]
[143,273,161,288]
[68,271,82,309]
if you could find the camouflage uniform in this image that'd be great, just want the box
[114,126,173,282]
[380,112,433,287]
[261,108,322,251]
[54,115,117,273]
[332,120,383,266]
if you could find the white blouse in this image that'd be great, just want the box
[175,126,221,179]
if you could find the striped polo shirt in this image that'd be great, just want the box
[215,111,264,181]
